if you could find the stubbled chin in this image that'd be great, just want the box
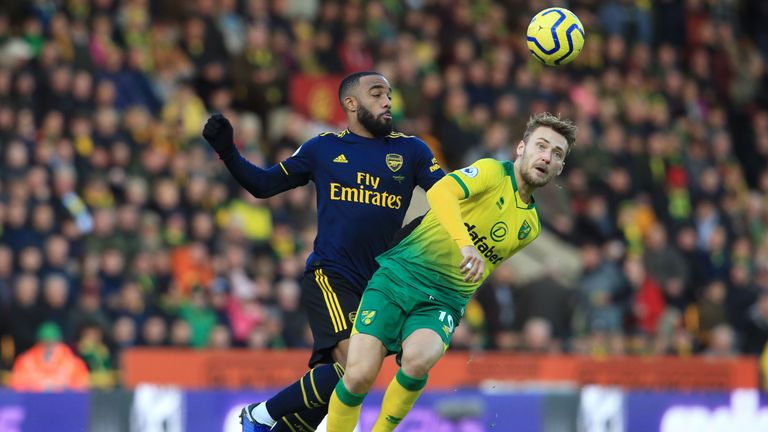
[527,170,549,186]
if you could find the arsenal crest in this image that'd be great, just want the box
[386,154,403,172]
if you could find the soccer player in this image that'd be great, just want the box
[326,112,577,431]
[202,71,444,432]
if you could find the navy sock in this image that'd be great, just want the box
[271,406,329,432]
[265,362,344,418]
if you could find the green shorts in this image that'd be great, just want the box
[352,268,464,359]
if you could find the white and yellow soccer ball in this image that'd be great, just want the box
[526,7,585,66]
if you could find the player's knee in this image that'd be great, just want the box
[400,349,441,378]
[342,364,377,394]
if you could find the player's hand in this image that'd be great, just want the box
[458,245,484,283]
[202,113,235,154]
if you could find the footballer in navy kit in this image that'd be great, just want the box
[202,71,444,432]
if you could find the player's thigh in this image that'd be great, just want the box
[351,275,407,355]
[400,328,445,376]
[343,332,388,392]
[300,268,361,365]
[331,338,350,366]
[401,298,462,356]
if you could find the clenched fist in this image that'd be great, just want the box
[202,113,235,155]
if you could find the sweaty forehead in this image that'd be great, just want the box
[531,126,568,152]
[358,75,390,92]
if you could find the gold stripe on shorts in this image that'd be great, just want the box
[318,269,348,331]
[314,270,345,332]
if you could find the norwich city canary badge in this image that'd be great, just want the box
[518,220,532,240]
[360,310,376,325]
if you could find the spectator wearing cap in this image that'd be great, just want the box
[9,321,89,391]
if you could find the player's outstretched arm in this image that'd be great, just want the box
[202,114,309,198]
[425,176,472,247]
[425,177,484,282]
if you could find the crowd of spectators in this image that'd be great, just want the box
[1,0,767,386]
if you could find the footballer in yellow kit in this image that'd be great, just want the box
[326,112,577,432]
[352,157,543,361]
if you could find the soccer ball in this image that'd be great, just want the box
[526,7,585,66]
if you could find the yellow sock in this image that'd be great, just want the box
[327,380,366,432]
[372,369,428,431]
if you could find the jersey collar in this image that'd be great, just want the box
[341,129,387,144]
[503,160,536,209]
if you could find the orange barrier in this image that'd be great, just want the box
[121,349,759,390]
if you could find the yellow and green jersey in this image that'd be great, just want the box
[375,158,541,306]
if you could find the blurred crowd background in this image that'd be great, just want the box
[1,0,768,389]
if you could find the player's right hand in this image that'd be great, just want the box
[202,113,234,154]
[459,245,484,283]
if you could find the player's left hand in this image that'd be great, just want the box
[459,245,484,283]
[202,113,235,155]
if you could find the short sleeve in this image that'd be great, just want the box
[412,137,445,191]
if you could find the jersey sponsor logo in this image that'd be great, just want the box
[386,153,403,172]
[333,154,348,163]
[490,221,508,242]
[360,310,376,325]
[464,223,504,265]
[518,220,532,240]
[329,172,404,209]
[460,166,478,178]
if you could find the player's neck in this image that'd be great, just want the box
[513,161,534,204]
[348,123,375,139]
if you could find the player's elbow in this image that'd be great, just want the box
[245,179,282,199]
[249,188,272,199]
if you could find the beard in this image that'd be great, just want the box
[357,104,393,137]
[519,153,552,187]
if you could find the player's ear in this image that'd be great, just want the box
[516,140,525,158]
[343,95,357,112]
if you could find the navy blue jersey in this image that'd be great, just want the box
[279,130,444,291]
